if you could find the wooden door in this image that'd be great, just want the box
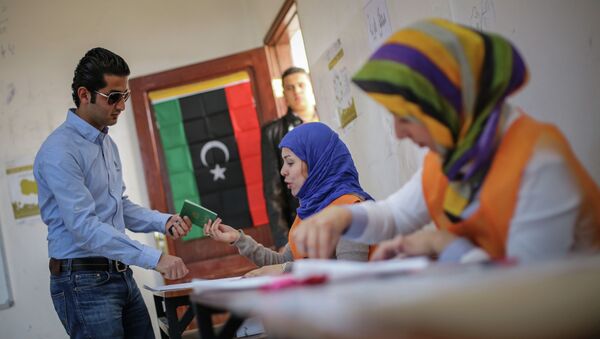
[130,48,277,283]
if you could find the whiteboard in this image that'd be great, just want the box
[0,220,14,309]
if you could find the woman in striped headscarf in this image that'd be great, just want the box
[292,18,600,263]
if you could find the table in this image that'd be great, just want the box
[150,289,195,339]
[191,302,246,339]
[190,255,600,339]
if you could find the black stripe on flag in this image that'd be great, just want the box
[179,88,253,228]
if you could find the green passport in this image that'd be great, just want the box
[179,200,218,240]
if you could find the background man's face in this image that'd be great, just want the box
[282,72,315,112]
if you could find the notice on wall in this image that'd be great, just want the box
[326,39,358,128]
[5,157,40,223]
[363,0,393,51]
[450,0,497,31]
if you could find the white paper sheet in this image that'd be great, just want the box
[143,277,240,292]
[292,257,429,281]
[144,276,278,293]
[144,258,429,293]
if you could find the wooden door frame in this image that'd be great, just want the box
[129,47,277,256]
[264,0,298,117]
[264,0,296,47]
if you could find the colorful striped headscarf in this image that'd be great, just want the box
[352,18,528,221]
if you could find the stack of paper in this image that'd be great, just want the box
[144,257,429,293]
[144,276,278,293]
[292,257,429,281]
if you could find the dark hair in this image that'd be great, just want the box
[281,66,308,82]
[71,47,130,107]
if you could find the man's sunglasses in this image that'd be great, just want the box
[95,90,130,105]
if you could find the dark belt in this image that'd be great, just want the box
[49,257,128,275]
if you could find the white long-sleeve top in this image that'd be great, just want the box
[343,122,584,264]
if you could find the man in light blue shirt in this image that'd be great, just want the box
[34,47,192,339]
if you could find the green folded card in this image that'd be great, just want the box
[179,200,218,240]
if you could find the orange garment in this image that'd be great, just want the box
[422,113,600,259]
[289,194,363,259]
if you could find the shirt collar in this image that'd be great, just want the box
[66,109,108,142]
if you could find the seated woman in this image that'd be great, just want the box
[292,18,600,263]
[204,122,372,276]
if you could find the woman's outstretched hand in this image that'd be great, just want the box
[203,218,240,243]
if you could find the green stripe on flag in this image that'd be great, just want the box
[152,99,205,241]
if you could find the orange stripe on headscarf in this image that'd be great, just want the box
[370,93,454,149]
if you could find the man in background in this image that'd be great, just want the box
[261,67,318,248]
[34,47,191,338]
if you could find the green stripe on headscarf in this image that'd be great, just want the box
[354,60,459,133]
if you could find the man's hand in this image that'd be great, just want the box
[243,264,285,278]
[165,214,192,239]
[155,254,189,280]
[371,229,458,261]
[292,206,352,259]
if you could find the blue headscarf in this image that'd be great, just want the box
[279,122,373,219]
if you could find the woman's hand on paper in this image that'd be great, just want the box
[370,235,405,261]
[371,229,458,260]
[292,206,352,259]
[203,218,240,243]
[243,264,285,278]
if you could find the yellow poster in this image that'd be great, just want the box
[326,39,358,128]
[5,158,40,221]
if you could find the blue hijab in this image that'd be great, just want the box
[279,122,373,219]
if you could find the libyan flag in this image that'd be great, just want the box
[150,72,268,240]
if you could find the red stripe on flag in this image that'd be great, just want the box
[225,82,269,226]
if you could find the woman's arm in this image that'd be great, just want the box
[334,238,370,261]
[204,218,294,267]
[343,168,431,244]
[234,232,294,266]
[291,168,432,259]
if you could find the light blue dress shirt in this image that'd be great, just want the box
[34,110,170,269]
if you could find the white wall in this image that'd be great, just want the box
[296,0,600,203]
[0,0,282,338]
[1,0,599,337]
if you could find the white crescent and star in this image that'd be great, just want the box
[200,140,230,181]
[209,164,226,181]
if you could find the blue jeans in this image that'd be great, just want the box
[50,263,154,339]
